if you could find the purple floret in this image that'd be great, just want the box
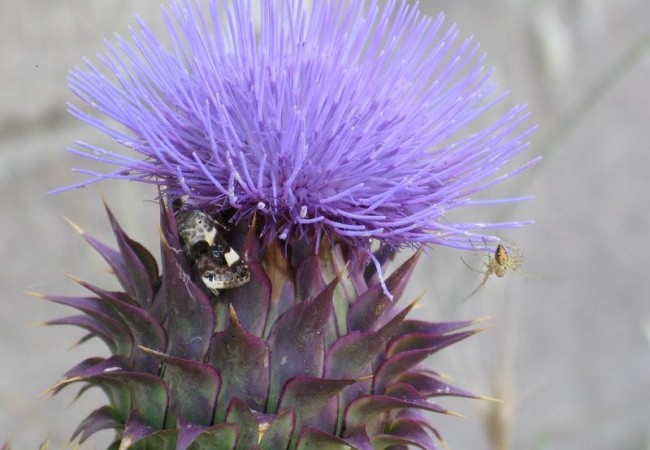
[62,0,538,250]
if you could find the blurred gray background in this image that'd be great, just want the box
[1,1,649,449]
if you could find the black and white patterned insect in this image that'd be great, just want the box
[176,209,250,294]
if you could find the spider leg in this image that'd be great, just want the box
[462,269,492,302]
[461,256,483,274]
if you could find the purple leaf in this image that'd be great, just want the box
[347,251,420,333]
[371,433,430,450]
[160,198,183,251]
[80,233,132,298]
[384,418,437,450]
[209,306,270,420]
[325,301,416,380]
[159,235,214,361]
[261,242,296,334]
[122,412,158,447]
[51,358,133,419]
[72,280,167,372]
[387,329,479,357]
[294,255,327,302]
[341,425,374,450]
[383,383,450,415]
[103,201,157,307]
[61,368,167,427]
[241,214,262,261]
[70,406,121,444]
[375,330,480,392]
[396,409,445,445]
[344,387,450,431]
[54,358,168,425]
[363,245,398,285]
[219,260,271,337]
[43,295,133,356]
[60,357,107,380]
[396,318,478,338]
[176,415,207,450]
[267,277,337,412]
[46,314,119,352]
[396,371,481,399]
[277,376,356,434]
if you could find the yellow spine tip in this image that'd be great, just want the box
[478,395,502,403]
[62,272,83,283]
[63,216,84,234]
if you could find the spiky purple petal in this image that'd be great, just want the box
[63,0,537,252]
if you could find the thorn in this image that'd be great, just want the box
[38,377,79,399]
[444,409,466,419]
[404,298,420,313]
[37,435,51,450]
[477,394,502,403]
[433,371,454,381]
[438,436,451,450]
[62,272,83,283]
[472,324,496,334]
[355,374,374,383]
[63,217,84,234]
[228,303,240,326]
[138,345,170,359]
[23,291,45,299]
[471,315,497,324]
[410,291,426,309]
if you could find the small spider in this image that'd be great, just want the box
[461,243,524,301]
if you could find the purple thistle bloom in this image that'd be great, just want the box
[63,0,538,251]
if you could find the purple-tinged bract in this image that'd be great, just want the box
[66,0,537,250]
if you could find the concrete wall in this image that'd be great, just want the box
[1,1,648,448]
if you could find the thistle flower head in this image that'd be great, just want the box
[65,0,537,251]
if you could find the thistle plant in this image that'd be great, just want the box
[44,1,537,448]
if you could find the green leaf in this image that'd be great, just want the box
[226,397,258,450]
[186,424,238,450]
[128,429,178,450]
[295,428,357,450]
[259,410,295,450]
[141,348,220,427]
[123,373,168,429]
